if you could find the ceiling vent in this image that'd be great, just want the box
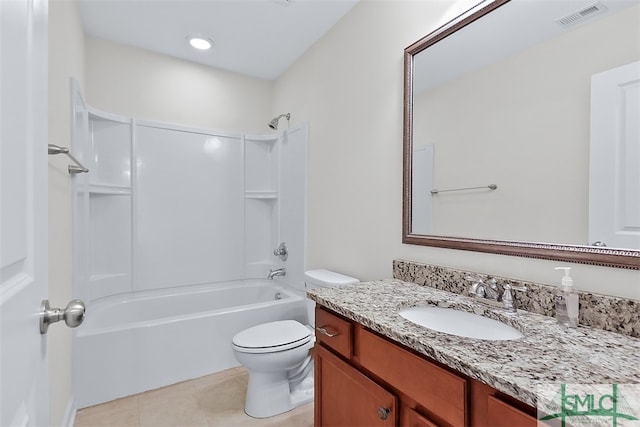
[271,0,292,7]
[555,1,608,28]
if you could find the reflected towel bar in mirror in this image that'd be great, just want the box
[48,144,89,174]
[431,184,497,195]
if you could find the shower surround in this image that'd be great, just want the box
[70,84,308,406]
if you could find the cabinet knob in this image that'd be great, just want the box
[377,407,390,420]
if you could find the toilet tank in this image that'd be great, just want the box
[305,269,359,289]
[305,269,359,327]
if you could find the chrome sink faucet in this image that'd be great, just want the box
[466,276,526,312]
[501,283,527,312]
[466,277,498,300]
[267,267,286,280]
[481,278,501,300]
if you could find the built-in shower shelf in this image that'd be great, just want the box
[245,134,278,144]
[89,184,132,195]
[245,191,278,199]
[89,273,130,282]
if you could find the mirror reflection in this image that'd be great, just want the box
[409,0,640,251]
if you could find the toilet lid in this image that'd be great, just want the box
[305,269,359,288]
[232,320,312,354]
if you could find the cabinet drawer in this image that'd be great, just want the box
[487,395,536,427]
[315,307,353,359]
[356,327,466,426]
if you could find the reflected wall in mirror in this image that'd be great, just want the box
[403,0,640,269]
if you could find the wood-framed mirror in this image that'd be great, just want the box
[402,0,640,269]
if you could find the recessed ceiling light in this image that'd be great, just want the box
[187,35,213,50]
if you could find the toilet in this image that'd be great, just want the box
[231,269,359,418]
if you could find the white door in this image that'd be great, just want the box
[0,0,50,426]
[411,144,434,235]
[589,61,640,250]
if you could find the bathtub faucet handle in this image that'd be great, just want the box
[273,242,288,261]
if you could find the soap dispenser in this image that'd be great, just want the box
[554,267,579,327]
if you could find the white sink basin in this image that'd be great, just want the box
[398,306,523,341]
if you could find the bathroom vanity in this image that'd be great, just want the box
[309,280,640,426]
[314,306,535,426]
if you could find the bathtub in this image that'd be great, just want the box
[73,279,307,408]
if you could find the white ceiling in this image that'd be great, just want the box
[78,0,359,81]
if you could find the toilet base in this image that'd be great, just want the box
[290,375,314,407]
[244,371,314,418]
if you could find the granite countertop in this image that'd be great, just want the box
[307,279,640,407]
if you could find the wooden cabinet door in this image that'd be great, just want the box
[406,408,441,427]
[315,344,398,427]
[487,395,537,427]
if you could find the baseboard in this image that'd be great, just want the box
[61,396,76,427]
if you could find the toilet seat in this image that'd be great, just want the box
[232,320,312,354]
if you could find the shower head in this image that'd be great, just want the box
[268,113,291,130]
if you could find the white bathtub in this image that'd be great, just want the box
[73,280,307,408]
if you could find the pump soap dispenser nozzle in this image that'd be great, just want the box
[554,267,573,287]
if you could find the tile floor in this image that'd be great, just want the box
[74,367,314,427]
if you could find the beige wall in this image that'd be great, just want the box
[273,0,460,282]
[48,0,85,425]
[84,37,274,134]
[273,0,640,300]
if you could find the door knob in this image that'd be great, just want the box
[40,299,86,334]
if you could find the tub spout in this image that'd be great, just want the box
[268,268,286,280]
